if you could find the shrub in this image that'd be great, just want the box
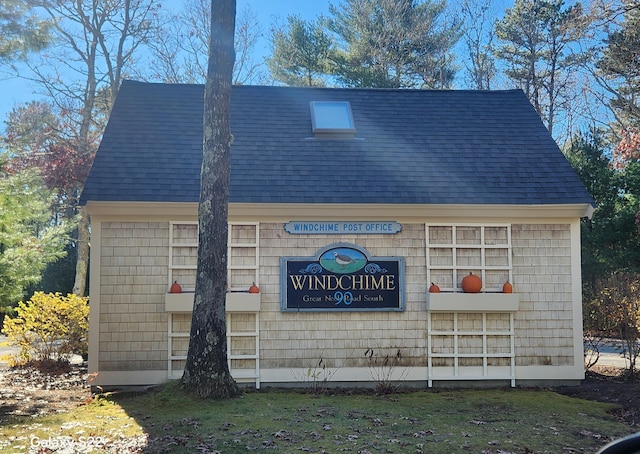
[594,272,640,377]
[1,292,89,366]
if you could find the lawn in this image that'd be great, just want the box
[0,382,635,453]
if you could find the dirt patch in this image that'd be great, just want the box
[553,365,640,427]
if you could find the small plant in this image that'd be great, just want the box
[583,333,605,371]
[291,354,338,393]
[306,357,340,393]
[365,347,409,394]
[1,292,89,366]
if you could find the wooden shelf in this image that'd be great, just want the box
[427,293,519,312]
[165,292,261,312]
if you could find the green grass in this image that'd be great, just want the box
[0,383,635,453]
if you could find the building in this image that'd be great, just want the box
[80,80,594,388]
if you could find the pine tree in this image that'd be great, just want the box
[327,0,461,88]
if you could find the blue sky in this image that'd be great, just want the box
[0,0,511,130]
[0,1,332,126]
[242,0,330,22]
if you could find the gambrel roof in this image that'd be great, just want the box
[80,80,594,208]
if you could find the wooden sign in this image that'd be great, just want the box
[284,221,402,235]
[281,243,405,312]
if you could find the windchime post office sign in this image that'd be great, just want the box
[284,221,402,235]
[281,243,405,312]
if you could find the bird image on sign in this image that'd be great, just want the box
[333,251,354,267]
[319,247,366,273]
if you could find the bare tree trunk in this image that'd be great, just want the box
[181,0,240,399]
[72,206,89,296]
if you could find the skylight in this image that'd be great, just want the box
[310,101,356,138]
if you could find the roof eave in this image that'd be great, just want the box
[85,201,594,221]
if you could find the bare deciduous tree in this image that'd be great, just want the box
[146,0,264,85]
[494,0,591,139]
[17,0,159,296]
[460,0,496,90]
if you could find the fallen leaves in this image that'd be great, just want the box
[0,364,91,421]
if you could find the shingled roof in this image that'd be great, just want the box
[80,80,594,207]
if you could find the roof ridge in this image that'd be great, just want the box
[120,79,523,95]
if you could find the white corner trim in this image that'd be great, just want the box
[571,220,586,375]
[87,220,101,377]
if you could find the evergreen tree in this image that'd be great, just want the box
[598,1,640,128]
[266,15,334,87]
[0,0,50,62]
[598,2,640,165]
[0,170,72,316]
[327,0,461,88]
[266,0,461,89]
[564,130,640,297]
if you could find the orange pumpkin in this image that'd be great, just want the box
[249,283,260,294]
[170,281,182,293]
[461,272,482,293]
[502,280,513,293]
[429,282,440,293]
